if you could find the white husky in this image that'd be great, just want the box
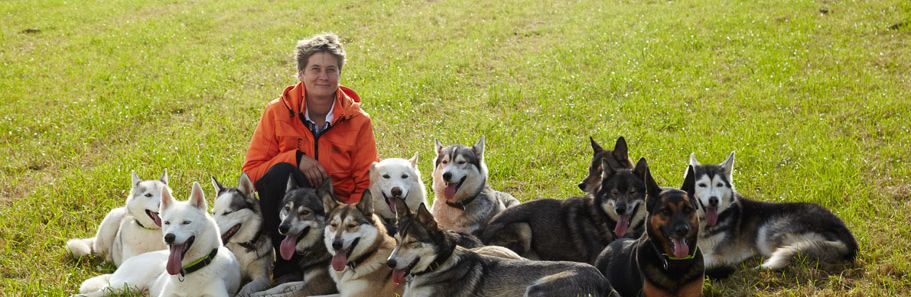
[369,154,429,224]
[76,182,241,297]
[212,174,273,297]
[67,170,170,266]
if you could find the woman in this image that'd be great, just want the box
[242,33,378,281]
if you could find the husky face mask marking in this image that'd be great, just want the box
[688,152,736,227]
[324,190,380,272]
[596,157,648,238]
[127,169,169,229]
[432,136,488,202]
[278,178,334,261]
[160,182,212,276]
[211,174,260,244]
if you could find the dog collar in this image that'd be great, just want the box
[238,229,264,253]
[134,219,158,230]
[444,194,477,210]
[181,248,219,277]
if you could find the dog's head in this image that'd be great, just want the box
[595,157,648,238]
[370,153,426,219]
[211,173,261,245]
[126,169,170,229]
[687,152,736,228]
[277,178,335,261]
[160,182,219,276]
[387,200,451,285]
[579,137,635,195]
[432,136,488,203]
[645,165,700,260]
[324,189,384,272]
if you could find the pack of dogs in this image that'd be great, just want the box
[67,136,858,297]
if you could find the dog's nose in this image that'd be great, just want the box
[278,224,289,235]
[164,233,175,244]
[332,240,343,251]
[615,203,627,215]
[442,172,452,181]
[674,224,690,237]
[387,258,397,268]
[391,187,403,197]
[709,196,719,206]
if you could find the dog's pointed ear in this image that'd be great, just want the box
[190,182,207,210]
[211,175,224,195]
[370,161,378,174]
[689,153,700,166]
[682,165,697,207]
[473,136,485,157]
[612,137,629,162]
[357,189,374,215]
[238,173,255,197]
[286,176,299,193]
[131,171,141,186]
[601,158,616,180]
[409,152,419,167]
[589,137,603,154]
[435,139,444,156]
[633,157,648,180]
[160,168,169,184]
[321,188,339,213]
[644,166,662,213]
[721,151,735,181]
[416,203,437,230]
[393,198,411,221]
[160,186,174,211]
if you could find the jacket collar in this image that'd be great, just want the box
[279,82,361,123]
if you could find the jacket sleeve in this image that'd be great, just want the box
[346,117,379,204]
[243,105,298,185]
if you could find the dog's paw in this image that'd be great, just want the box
[66,238,93,257]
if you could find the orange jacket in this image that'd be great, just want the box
[243,82,378,204]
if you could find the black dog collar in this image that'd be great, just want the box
[181,248,219,277]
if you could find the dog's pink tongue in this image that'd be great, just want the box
[279,235,299,261]
[331,251,348,271]
[614,215,630,238]
[444,184,458,201]
[151,212,162,227]
[705,207,718,227]
[671,239,690,258]
[392,269,407,285]
[166,244,186,275]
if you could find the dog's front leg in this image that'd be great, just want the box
[93,207,127,260]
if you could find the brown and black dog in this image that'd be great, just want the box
[595,162,704,297]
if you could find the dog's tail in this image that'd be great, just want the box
[760,239,852,270]
[78,274,112,294]
[66,237,95,258]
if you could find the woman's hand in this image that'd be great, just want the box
[298,155,328,187]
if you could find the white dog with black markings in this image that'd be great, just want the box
[212,174,273,297]
[75,182,241,297]
[67,170,170,266]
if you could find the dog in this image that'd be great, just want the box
[595,163,704,297]
[689,152,858,278]
[482,157,649,263]
[324,189,402,297]
[211,174,273,296]
[369,154,429,235]
[387,200,618,297]
[67,170,170,266]
[76,182,241,297]
[430,136,519,235]
[579,136,636,194]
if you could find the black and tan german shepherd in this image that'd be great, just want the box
[595,163,704,297]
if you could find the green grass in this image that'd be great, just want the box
[2,0,910,295]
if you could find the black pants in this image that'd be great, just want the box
[254,162,312,280]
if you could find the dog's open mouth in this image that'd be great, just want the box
[704,206,718,227]
[383,192,400,215]
[166,236,195,275]
[331,238,360,272]
[614,214,630,238]
[669,237,690,259]
[146,210,162,227]
[392,256,420,285]
[221,224,242,243]
[279,226,310,261]
[443,176,466,201]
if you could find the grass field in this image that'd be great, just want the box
[2,0,910,295]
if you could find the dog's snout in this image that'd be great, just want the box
[164,233,175,244]
[332,240,343,251]
[442,172,452,181]
[709,196,719,206]
[674,224,690,237]
[391,187,403,197]
[278,224,289,235]
[615,203,627,214]
[386,258,397,268]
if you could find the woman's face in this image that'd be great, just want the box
[300,52,340,99]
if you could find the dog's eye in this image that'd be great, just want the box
[164,221,171,225]
[408,241,421,248]
[457,160,466,165]
[181,220,190,225]
[402,174,409,179]
[145,193,153,198]
[441,160,449,165]
[300,210,311,216]
[683,206,694,214]
[661,209,672,217]
[346,223,358,229]
[610,189,619,196]
[717,183,724,187]
[330,222,338,228]
[698,183,707,188]
[222,210,233,216]
[382,174,390,179]
[628,189,637,194]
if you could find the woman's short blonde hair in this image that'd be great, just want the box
[295,33,346,73]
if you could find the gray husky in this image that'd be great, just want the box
[431,136,519,235]
[387,201,618,297]
[482,155,648,263]
[211,174,273,296]
[689,152,858,278]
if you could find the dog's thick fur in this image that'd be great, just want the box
[67,170,170,266]
[369,154,429,235]
[212,174,273,296]
[430,136,519,235]
[77,182,241,297]
[595,164,704,297]
[482,156,648,263]
[689,152,858,278]
[388,201,617,297]
[579,137,636,194]
[324,189,402,297]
